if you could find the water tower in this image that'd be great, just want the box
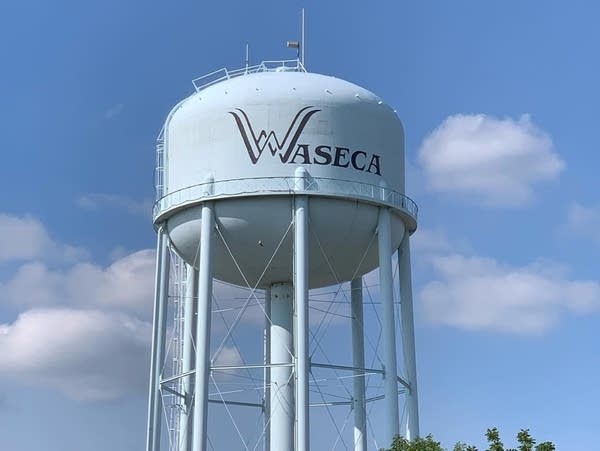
[146,58,419,451]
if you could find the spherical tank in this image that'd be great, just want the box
[154,68,417,289]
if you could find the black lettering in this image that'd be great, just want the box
[314,145,332,165]
[350,151,367,171]
[333,147,350,168]
[289,144,312,164]
[366,154,381,175]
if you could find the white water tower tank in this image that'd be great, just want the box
[154,66,417,288]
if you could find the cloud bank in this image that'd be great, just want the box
[418,114,564,206]
[0,213,156,401]
[1,250,156,318]
[0,308,151,401]
[0,214,87,263]
[420,253,600,334]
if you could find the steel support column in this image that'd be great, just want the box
[351,278,367,451]
[264,288,271,451]
[192,201,215,451]
[146,227,171,451]
[295,167,310,451]
[378,206,400,442]
[398,236,419,440]
[181,264,198,451]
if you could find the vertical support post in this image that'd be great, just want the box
[192,201,215,451]
[351,278,367,451]
[398,236,420,440]
[264,288,272,451]
[295,167,310,451]
[270,283,294,451]
[146,227,171,451]
[181,264,198,451]
[301,8,305,67]
[378,206,400,442]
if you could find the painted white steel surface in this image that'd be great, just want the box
[263,288,271,451]
[269,283,295,451]
[350,278,367,451]
[294,170,310,451]
[159,70,412,288]
[167,197,406,288]
[378,207,400,442]
[146,230,170,451]
[164,71,405,197]
[399,236,420,440]
[180,265,198,451]
[192,202,214,451]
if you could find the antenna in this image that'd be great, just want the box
[301,8,305,66]
[245,43,249,73]
[286,9,306,67]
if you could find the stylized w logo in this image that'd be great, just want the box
[229,106,321,164]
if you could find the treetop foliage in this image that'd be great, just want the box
[383,427,556,451]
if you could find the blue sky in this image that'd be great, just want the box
[1,1,599,450]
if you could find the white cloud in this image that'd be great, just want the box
[1,250,156,318]
[566,203,600,244]
[410,228,453,255]
[0,214,86,263]
[77,193,153,217]
[421,254,600,334]
[0,308,151,401]
[0,212,156,402]
[211,346,244,383]
[212,346,243,367]
[418,114,564,206]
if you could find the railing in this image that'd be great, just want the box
[191,59,306,93]
[153,176,418,226]
[154,138,165,200]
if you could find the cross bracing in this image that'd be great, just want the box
[149,217,418,451]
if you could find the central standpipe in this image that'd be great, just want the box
[269,283,294,450]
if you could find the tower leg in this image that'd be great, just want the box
[295,168,310,451]
[378,207,400,443]
[181,264,198,451]
[398,236,419,440]
[263,288,271,451]
[351,278,367,451]
[146,228,171,451]
[270,283,294,451]
[192,201,215,451]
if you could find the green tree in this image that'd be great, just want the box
[516,429,535,451]
[453,442,478,451]
[383,428,556,451]
[385,434,444,451]
[535,443,555,451]
[486,428,504,451]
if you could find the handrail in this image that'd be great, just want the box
[153,176,418,228]
[191,59,306,93]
